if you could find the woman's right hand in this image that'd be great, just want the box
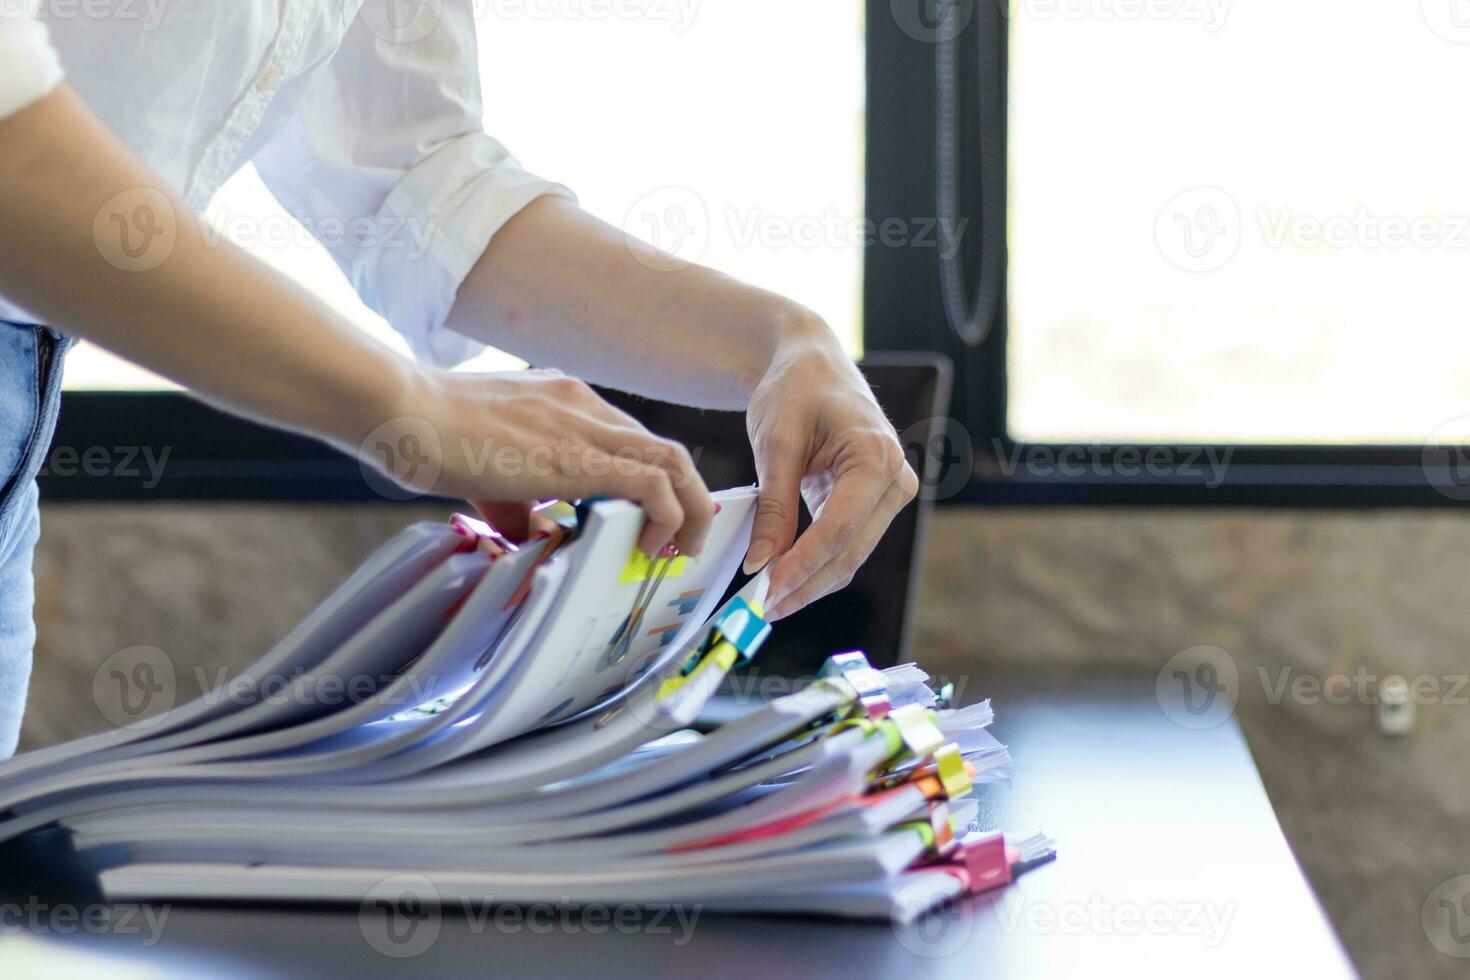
[359,368,717,558]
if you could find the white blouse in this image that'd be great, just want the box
[0,0,571,366]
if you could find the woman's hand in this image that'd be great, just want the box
[743,319,919,620]
[0,90,713,558]
[443,199,920,614]
[360,368,717,558]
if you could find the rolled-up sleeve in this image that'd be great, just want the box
[253,1,573,367]
[0,3,64,121]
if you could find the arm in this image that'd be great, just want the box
[0,88,714,556]
[445,196,920,619]
[241,0,911,604]
[0,89,403,448]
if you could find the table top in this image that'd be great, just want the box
[0,675,1356,979]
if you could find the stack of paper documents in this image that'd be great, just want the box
[0,486,1053,922]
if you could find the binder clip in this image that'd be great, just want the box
[449,514,485,552]
[934,681,957,711]
[656,596,771,703]
[707,596,773,664]
[819,651,892,719]
[929,831,1015,894]
[897,801,959,857]
[535,499,580,531]
[883,703,946,761]
[931,742,974,799]
[834,703,946,770]
[871,742,975,801]
[449,513,515,559]
[925,831,1057,895]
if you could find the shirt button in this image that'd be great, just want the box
[256,69,281,94]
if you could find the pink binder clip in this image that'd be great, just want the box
[451,513,514,558]
[449,514,483,552]
[932,831,1016,895]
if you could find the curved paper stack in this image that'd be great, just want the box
[0,487,1053,922]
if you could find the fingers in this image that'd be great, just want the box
[765,439,918,620]
[580,427,713,557]
[745,427,805,575]
[622,463,684,559]
[638,435,715,557]
[767,478,906,620]
[539,374,715,556]
[570,451,687,558]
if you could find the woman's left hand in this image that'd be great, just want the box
[742,321,919,620]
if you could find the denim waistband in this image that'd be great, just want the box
[0,322,70,539]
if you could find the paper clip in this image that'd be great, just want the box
[819,651,892,719]
[605,548,677,667]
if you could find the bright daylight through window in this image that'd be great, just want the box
[1008,2,1470,445]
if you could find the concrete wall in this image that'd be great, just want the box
[23,502,1470,978]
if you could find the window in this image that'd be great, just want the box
[866,1,1470,505]
[1007,3,1470,446]
[63,3,865,389]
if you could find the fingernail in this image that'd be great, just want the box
[743,541,773,576]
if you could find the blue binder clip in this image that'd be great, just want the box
[708,596,771,665]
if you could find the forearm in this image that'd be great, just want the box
[0,87,411,453]
[445,195,846,411]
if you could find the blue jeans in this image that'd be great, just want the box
[0,322,70,758]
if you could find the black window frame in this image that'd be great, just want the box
[40,2,1470,506]
[864,0,1469,507]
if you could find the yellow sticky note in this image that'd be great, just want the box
[618,548,689,585]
